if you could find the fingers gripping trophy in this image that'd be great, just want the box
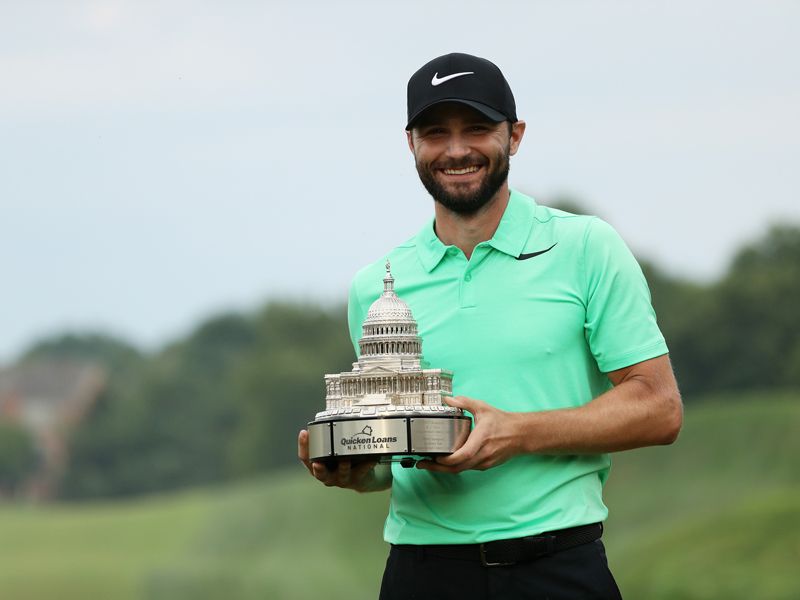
[306,261,471,468]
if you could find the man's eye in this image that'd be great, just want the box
[469,125,489,133]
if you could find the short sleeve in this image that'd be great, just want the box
[583,218,668,372]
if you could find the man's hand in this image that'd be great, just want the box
[416,396,523,473]
[297,429,392,492]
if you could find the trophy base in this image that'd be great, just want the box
[307,412,471,462]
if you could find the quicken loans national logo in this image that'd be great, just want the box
[340,425,398,451]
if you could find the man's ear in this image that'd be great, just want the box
[509,120,526,156]
[406,129,415,154]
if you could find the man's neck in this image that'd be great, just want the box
[433,183,510,259]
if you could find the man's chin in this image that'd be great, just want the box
[437,182,483,200]
[419,164,508,215]
[433,191,495,215]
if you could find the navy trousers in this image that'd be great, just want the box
[379,540,623,600]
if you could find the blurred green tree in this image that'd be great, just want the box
[0,422,38,495]
[22,332,143,376]
[57,305,353,498]
[41,222,800,499]
[647,224,800,395]
[227,303,353,474]
[60,314,258,498]
[701,225,800,391]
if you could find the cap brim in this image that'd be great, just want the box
[406,99,508,130]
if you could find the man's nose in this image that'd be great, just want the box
[445,134,471,159]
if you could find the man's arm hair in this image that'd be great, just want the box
[517,353,682,454]
[418,354,682,472]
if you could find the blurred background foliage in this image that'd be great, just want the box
[32,221,800,501]
[1,217,799,599]
[52,304,355,499]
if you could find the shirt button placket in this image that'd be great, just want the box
[460,270,476,308]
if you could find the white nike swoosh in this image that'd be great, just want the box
[431,71,475,86]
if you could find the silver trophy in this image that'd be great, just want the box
[307,262,471,467]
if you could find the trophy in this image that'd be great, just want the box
[307,262,471,468]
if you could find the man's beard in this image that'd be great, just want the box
[415,148,510,216]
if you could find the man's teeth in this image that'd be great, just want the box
[443,166,480,175]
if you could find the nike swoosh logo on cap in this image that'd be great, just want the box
[431,71,475,86]
[516,243,557,261]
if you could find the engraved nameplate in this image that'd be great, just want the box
[333,418,409,456]
[410,417,471,453]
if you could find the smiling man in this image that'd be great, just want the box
[410,101,520,216]
[299,52,682,600]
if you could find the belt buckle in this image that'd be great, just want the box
[479,543,515,568]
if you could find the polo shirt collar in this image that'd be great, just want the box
[415,189,536,272]
[415,217,448,273]
[487,189,535,259]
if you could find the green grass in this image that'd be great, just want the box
[0,489,214,600]
[605,389,800,545]
[144,474,390,600]
[603,390,800,599]
[1,391,798,599]
[0,472,390,600]
[615,488,800,600]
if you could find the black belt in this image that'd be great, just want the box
[394,522,603,567]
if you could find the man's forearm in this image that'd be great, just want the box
[416,356,682,473]
[515,355,683,454]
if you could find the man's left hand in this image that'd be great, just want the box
[416,396,522,473]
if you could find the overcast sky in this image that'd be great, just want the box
[2,0,798,363]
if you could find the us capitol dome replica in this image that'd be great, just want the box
[307,262,469,463]
[315,261,456,421]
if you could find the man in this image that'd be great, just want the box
[299,52,682,599]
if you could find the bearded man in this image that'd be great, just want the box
[299,52,682,600]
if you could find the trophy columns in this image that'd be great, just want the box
[307,261,470,465]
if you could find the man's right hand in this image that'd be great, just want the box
[298,429,392,492]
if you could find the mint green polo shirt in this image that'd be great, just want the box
[347,189,668,545]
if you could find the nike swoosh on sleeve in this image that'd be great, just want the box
[516,243,557,261]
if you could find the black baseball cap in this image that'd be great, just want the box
[406,52,517,130]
